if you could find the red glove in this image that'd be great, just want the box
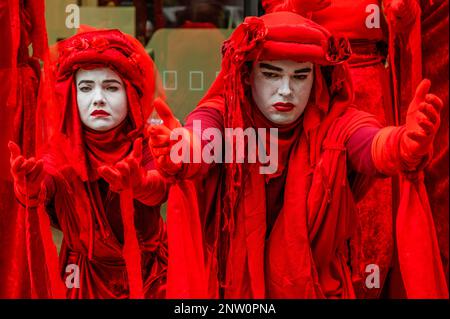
[98,137,145,193]
[383,0,420,33]
[8,141,45,202]
[98,137,168,204]
[401,79,443,162]
[147,98,185,177]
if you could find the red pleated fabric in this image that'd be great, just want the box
[120,190,144,299]
[166,181,208,298]
[371,127,449,298]
[396,174,449,298]
[0,0,62,299]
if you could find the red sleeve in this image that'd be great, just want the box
[346,126,381,176]
[133,143,168,206]
[181,106,224,177]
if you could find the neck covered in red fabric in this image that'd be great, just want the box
[251,99,304,179]
[83,119,133,176]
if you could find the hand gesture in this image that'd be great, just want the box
[403,79,443,158]
[147,98,184,177]
[8,141,45,197]
[98,138,145,193]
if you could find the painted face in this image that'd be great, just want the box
[250,60,314,125]
[76,67,128,132]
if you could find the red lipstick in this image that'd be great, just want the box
[273,102,295,112]
[91,110,110,117]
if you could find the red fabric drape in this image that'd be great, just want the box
[0,0,61,298]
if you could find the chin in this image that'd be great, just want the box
[90,124,114,132]
[270,115,296,125]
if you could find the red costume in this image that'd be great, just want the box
[380,0,449,296]
[420,0,449,286]
[0,0,49,298]
[150,9,447,299]
[309,0,395,298]
[10,29,168,299]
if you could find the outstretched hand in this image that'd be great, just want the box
[147,98,183,176]
[8,141,45,197]
[403,79,443,158]
[98,138,145,193]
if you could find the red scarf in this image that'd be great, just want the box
[251,100,303,180]
[83,120,133,180]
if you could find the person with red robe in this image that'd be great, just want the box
[8,29,168,299]
[148,9,447,299]
[381,0,449,297]
[0,0,51,298]
[419,0,449,288]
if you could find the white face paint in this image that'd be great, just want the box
[250,60,314,125]
[76,67,128,132]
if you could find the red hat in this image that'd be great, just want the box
[55,29,155,100]
[260,12,351,64]
[222,13,351,67]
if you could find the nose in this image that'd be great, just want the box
[278,77,292,97]
[93,89,106,107]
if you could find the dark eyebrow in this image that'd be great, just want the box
[294,67,313,74]
[103,79,122,85]
[259,63,312,74]
[77,79,122,85]
[259,63,283,72]
[77,80,94,85]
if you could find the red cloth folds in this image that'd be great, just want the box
[120,190,144,298]
[396,173,449,298]
[371,126,449,298]
[166,181,208,298]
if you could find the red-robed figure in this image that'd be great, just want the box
[8,29,168,299]
[149,9,447,298]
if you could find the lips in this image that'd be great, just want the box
[273,102,295,112]
[91,110,110,117]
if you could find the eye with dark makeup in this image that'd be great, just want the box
[106,86,119,92]
[262,71,280,79]
[79,86,92,93]
[293,74,308,80]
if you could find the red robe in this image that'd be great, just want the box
[312,0,395,298]
[420,0,449,286]
[164,11,446,298]
[0,0,49,298]
[15,145,168,299]
[180,104,384,298]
